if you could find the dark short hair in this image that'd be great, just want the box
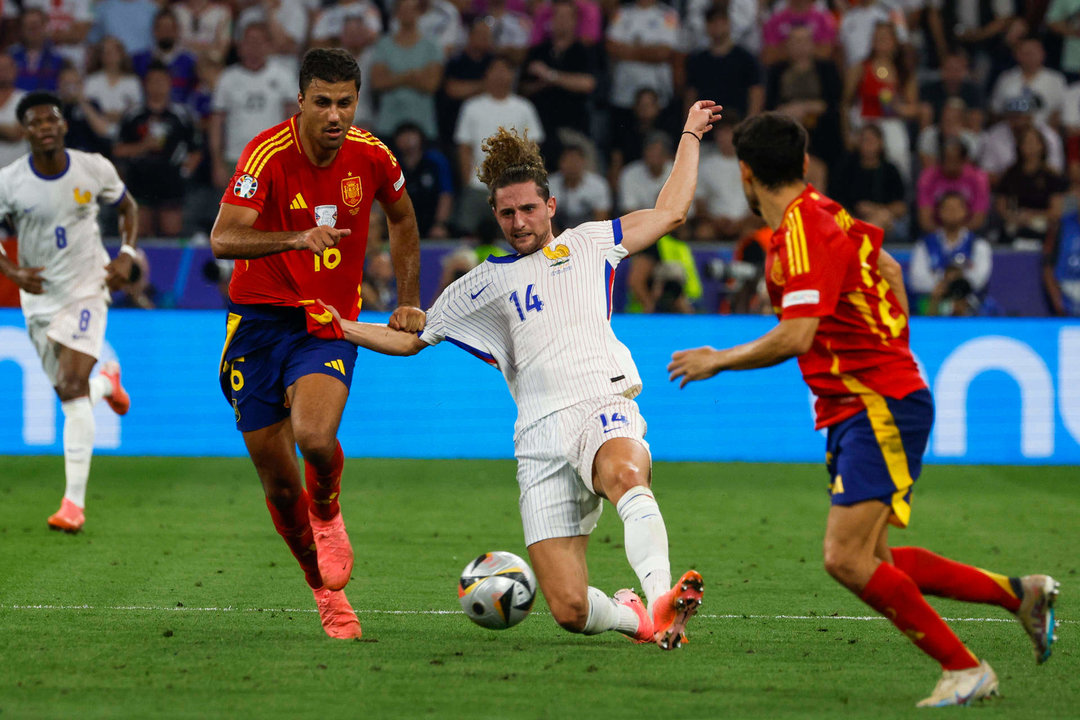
[144,60,171,77]
[732,112,808,190]
[393,121,424,138]
[299,48,361,93]
[705,0,730,23]
[16,91,63,125]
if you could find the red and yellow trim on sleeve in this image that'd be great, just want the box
[346,127,399,166]
[243,121,298,179]
[782,203,810,277]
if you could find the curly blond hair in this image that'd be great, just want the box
[477,127,549,206]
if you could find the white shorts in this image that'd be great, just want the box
[516,396,650,546]
[26,297,108,385]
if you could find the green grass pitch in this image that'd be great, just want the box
[0,457,1076,719]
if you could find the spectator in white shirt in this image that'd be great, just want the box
[209,22,295,188]
[618,131,672,213]
[453,55,544,233]
[990,36,1067,126]
[173,0,232,63]
[0,55,28,168]
[605,0,679,111]
[548,142,611,232]
[84,36,143,139]
[693,113,755,241]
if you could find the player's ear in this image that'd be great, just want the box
[547,194,556,218]
[296,91,304,110]
[738,160,753,184]
[802,153,810,179]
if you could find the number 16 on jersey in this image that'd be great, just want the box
[509,284,544,321]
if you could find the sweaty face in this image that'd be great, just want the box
[492,182,556,255]
[23,105,67,154]
[299,79,359,152]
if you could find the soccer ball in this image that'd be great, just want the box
[458,551,537,630]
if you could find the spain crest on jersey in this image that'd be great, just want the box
[341,176,363,207]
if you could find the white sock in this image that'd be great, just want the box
[61,397,95,508]
[616,487,672,607]
[581,586,619,635]
[89,375,111,405]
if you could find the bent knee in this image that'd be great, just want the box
[548,595,589,633]
[597,463,650,503]
[55,378,89,402]
[293,429,338,465]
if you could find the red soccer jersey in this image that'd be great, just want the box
[764,184,927,429]
[221,116,405,320]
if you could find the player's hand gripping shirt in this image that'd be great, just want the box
[0,149,126,319]
[420,220,641,435]
[765,184,926,429]
[221,116,405,320]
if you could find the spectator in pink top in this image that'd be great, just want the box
[917,137,991,233]
[530,0,603,45]
[761,0,837,66]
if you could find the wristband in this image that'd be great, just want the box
[119,245,138,259]
[682,131,701,142]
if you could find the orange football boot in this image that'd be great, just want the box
[99,362,130,416]
[651,570,704,650]
[312,586,362,639]
[47,498,85,533]
[309,510,354,591]
[614,588,655,644]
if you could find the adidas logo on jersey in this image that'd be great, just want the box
[289,193,309,210]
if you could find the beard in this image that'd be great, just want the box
[743,182,762,217]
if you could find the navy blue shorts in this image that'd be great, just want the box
[218,302,357,433]
[825,388,933,528]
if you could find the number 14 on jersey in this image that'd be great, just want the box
[509,284,544,321]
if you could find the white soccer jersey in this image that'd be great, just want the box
[0,150,126,319]
[420,220,641,435]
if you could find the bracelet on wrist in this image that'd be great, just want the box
[682,130,701,142]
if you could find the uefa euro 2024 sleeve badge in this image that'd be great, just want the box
[314,205,338,227]
[233,174,258,199]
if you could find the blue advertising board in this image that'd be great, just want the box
[1,309,1078,464]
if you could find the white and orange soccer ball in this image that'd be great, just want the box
[458,551,537,630]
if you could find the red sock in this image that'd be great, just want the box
[860,562,980,671]
[891,547,1021,613]
[306,441,344,521]
[265,492,322,589]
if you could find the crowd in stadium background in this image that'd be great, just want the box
[1,0,1079,316]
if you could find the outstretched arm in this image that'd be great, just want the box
[324,302,428,356]
[618,101,723,255]
[667,316,819,388]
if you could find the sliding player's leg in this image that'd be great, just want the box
[243,418,360,639]
[584,402,702,650]
[526,535,648,641]
[286,356,354,592]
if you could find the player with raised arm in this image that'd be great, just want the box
[209,48,424,639]
[668,112,1059,705]
[0,91,137,534]
[328,101,722,649]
